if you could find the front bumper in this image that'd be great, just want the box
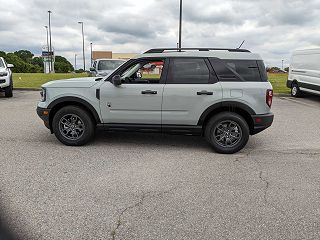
[251,113,274,135]
[36,107,51,130]
[0,77,9,89]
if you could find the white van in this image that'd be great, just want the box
[287,48,320,97]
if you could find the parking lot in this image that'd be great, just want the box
[0,90,320,239]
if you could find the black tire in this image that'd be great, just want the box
[52,106,95,146]
[291,82,301,97]
[4,79,13,98]
[205,112,250,154]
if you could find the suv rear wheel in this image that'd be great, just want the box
[52,106,95,146]
[205,112,249,154]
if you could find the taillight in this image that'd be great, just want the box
[266,89,273,108]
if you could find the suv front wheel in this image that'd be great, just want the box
[52,106,95,146]
[4,79,13,98]
[205,112,249,154]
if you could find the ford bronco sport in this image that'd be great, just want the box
[37,48,274,154]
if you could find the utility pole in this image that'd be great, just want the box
[78,21,85,71]
[178,0,182,50]
[282,60,284,70]
[48,10,53,73]
[44,26,51,73]
[90,42,93,67]
[74,54,77,71]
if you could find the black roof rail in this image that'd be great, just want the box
[144,48,251,54]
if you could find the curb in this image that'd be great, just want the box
[13,88,40,91]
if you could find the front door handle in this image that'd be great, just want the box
[141,90,157,95]
[197,90,213,95]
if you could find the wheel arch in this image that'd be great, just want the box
[198,101,256,135]
[48,97,101,132]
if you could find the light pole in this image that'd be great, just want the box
[282,60,284,70]
[90,42,93,67]
[78,21,85,71]
[48,10,53,73]
[44,26,50,73]
[178,0,182,50]
[74,54,77,71]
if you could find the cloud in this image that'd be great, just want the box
[0,0,319,68]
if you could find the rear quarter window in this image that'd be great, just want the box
[210,59,265,82]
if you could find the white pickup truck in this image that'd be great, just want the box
[0,57,14,97]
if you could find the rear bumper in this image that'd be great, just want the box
[251,113,274,135]
[36,107,51,129]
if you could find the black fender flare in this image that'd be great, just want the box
[47,96,101,123]
[197,101,256,126]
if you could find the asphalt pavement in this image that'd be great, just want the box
[0,91,320,240]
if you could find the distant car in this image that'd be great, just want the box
[287,48,320,97]
[90,59,126,77]
[0,57,14,98]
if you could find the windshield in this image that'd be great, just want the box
[98,60,124,71]
[0,59,5,68]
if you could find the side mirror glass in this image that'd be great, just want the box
[7,64,14,68]
[112,75,122,86]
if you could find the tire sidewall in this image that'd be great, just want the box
[291,83,300,97]
[205,112,250,154]
[52,106,95,146]
[4,78,13,98]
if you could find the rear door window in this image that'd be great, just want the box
[167,58,210,84]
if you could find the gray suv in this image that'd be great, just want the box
[37,48,274,154]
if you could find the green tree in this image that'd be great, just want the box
[32,57,44,72]
[4,53,41,73]
[0,51,6,58]
[54,55,74,73]
[14,50,34,62]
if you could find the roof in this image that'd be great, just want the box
[134,48,262,60]
[95,58,126,61]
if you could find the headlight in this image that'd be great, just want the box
[40,88,46,102]
[0,72,8,77]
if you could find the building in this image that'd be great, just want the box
[92,51,138,61]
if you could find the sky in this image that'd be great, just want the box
[0,0,319,69]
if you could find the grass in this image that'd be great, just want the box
[268,73,290,94]
[13,72,290,94]
[13,73,89,89]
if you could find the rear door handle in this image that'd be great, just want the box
[197,90,213,95]
[141,90,157,95]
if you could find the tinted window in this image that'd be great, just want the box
[0,59,4,68]
[98,60,124,70]
[168,58,210,84]
[210,59,262,82]
[257,61,268,82]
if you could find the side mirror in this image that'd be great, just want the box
[7,64,14,68]
[90,67,95,72]
[112,75,122,86]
